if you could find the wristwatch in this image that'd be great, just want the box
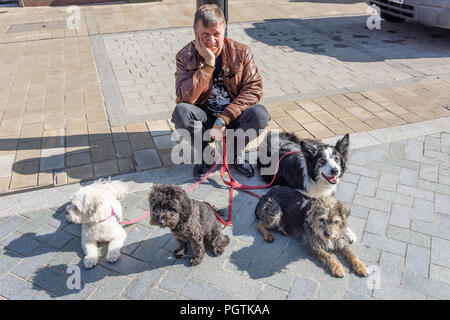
[215,117,226,127]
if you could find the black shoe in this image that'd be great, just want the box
[193,162,213,180]
[234,156,255,177]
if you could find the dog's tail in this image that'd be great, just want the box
[92,178,129,198]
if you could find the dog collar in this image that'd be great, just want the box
[99,207,122,224]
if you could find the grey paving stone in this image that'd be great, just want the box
[133,243,176,268]
[373,282,425,300]
[33,225,73,249]
[121,225,152,256]
[366,160,402,175]
[368,144,388,162]
[435,193,450,215]
[99,253,146,275]
[347,164,379,179]
[412,219,450,241]
[123,267,166,300]
[31,289,58,300]
[399,168,419,187]
[287,276,318,300]
[134,148,162,170]
[378,171,398,192]
[431,238,450,268]
[1,232,41,256]
[402,272,450,300]
[430,264,450,285]
[180,278,229,300]
[0,274,37,300]
[258,285,288,300]
[413,198,434,222]
[376,189,412,206]
[315,272,347,300]
[346,271,373,297]
[145,288,185,300]
[420,164,438,182]
[61,284,96,300]
[378,251,403,286]
[362,233,406,256]
[341,172,360,184]
[397,184,434,201]
[405,244,430,278]
[389,203,412,229]
[343,290,374,300]
[349,147,369,166]
[356,176,378,197]
[30,266,69,297]
[46,238,82,272]
[365,210,389,236]
[387,225,431,248]
[16,210,54,234]
[89,275,133,300]
[0,154,15,179]
[214,270,263,300]
[11,244,56,279]
[275,238,325,281]
[158,260,193,293]
[345,203,369,219]
[0,249,23,277]
[353,194,391,212]
[418,179,450,195]
[0,215,27,240]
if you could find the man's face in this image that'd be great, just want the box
[195,20,225,56]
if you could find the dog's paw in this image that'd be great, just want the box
[106,250,121,263]
[331,264,345,278]
[174,248,187,258]
[84,256,98,269]
[355,263,369,277]
[264,233,275,242]
[213,246,225,256]
[189,257,203,266]
[345,228,357,244]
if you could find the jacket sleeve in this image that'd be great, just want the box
[219,48,263,124]
[175,51,213,105]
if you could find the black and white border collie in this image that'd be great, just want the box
[258,131,356,243]
[258,131,350,198]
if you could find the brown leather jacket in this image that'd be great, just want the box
[175,37,263,125]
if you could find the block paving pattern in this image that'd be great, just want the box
[0,132,449,300]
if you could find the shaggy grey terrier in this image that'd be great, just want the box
[148,184,230,266]
[255,185,368,278]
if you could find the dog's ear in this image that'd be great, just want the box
[335,133,349,173]
[335,201,350,220]
[300,140,317,157]
[335,133,349,158]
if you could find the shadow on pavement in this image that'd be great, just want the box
[244,16,450,62]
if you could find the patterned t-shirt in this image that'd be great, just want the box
[200,54,231,117]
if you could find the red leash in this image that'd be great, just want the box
[122,136,298,227]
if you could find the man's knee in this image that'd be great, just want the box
[171,103,192,129]
[239,104,271,130]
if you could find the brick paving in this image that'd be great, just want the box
[0,130,449,300]
[0,0,449,300]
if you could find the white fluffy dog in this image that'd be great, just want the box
[66,179,128,269]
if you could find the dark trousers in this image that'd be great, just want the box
[171,103,271,161]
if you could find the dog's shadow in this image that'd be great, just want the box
[1,204,205,299]
[228,229,357,281]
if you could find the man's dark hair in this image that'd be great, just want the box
[194,4,225,28]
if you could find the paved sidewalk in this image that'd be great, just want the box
[1,0,449,194]
[0,124,449,300]
[0,0,449,300]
